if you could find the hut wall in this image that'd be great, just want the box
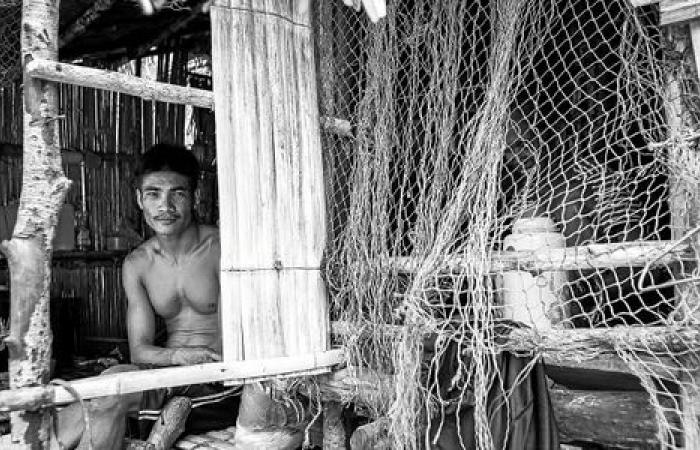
[0,45,217,360]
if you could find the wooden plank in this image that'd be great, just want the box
[661,0,700,25]
[0,349,344,410]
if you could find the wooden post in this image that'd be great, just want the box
[663,22,700,449]
[2,0,71,447]
[210,0,330,444]
[322,401,346,449]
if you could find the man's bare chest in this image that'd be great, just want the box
[142,259,219,318]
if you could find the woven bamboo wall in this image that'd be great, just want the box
[0,46,217,358]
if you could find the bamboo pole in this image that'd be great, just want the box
[1,0,71,447]
[0,349,344,411]
[389,240,690,273]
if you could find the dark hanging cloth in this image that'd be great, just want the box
[430,347,560,450]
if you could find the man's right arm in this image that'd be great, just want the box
[123,254,176,366]
[123,254,221,366]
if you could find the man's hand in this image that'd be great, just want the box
[170,347,221,366]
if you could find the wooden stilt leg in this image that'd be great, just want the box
[323,401,346,449]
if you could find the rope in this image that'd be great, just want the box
[50,379,93,450]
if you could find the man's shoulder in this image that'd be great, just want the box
[197,225,220,247]
[124,238,157,268]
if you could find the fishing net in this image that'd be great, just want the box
[317,0,700,448]
[0,1,20,88]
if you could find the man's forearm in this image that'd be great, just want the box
[131,345,220,366]
[130,344,176,367]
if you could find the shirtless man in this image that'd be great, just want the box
[125,143,221,368]
[54,144,238,449]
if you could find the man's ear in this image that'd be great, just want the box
[136,189,143,210]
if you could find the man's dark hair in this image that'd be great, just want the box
[136,143,200,192]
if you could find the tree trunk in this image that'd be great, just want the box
[3,0,71,447]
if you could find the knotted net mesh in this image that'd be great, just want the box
[317,0,700,448]
[0,1,20,88]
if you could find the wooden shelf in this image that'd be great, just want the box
[52,249,128,260]
[0,250,129,269]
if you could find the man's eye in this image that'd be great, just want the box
[144,192,159,199]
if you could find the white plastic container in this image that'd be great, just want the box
[501,217,568,331]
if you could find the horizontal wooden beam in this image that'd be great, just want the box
[332,321,700,354]
[390,240,690,273]
[25,59,353,137]
[545,352,681,384]
[0,349,343,410]
[26,59,214,109]
[661,0,700,25]
[503,325,700,354]
[551,387,677,447]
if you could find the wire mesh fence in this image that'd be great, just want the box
[317,0,700,448]
[0,1,20,88]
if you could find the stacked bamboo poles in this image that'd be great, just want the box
[211,0,330,363]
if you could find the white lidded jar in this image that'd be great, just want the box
[501,217,568,331]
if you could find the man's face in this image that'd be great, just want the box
[137,171,194,237]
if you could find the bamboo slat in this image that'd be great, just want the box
[211,0,329,364]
